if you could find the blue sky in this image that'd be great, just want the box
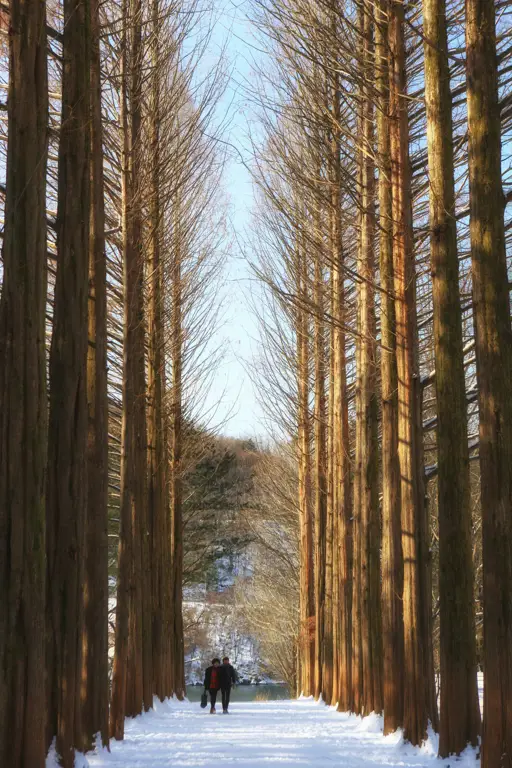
[196,0,268,440]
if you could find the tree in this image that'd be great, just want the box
[0,1,48,765]
[375,0,403,735]
[388,0,435,744]
[296,234,314,697]
[465,1,512,764]
[46,0,91,762]
[82,0,110,747]
[169,192,185,698]
[422,0,480,755]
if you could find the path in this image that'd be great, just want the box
[80,697,479,768]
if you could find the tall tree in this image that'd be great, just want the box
[313,211,327,701]
[422,0,480,755]
[352,1,381,716]
[375,0,403,735]
[170,193,186,698]
[296,230,314,697]
[359,2,381,716]
[0,1,48,765]
[388,0,435,744]
[332,203,352,716]
[81,0,110,748]
[147,0,170,702]
[465,1,512,765]
[46,0,91,762]
[110,0,133,738]
[111,0,152,724]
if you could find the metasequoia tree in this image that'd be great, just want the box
[352,0,381,716]
[388,0,436,744]
[465,1,512,765]
[147,0,173,703]
[0,1,48,765]
[296,225,314,697]
[46,0,91,764]
[169,189,185,697]
[422,0,480,755]
[330,119,352,717]
[375,0,403,736]
[82,0,110,747]
[111,0,146,735]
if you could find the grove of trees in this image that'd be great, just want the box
[0,0,226,765]
[1,0,512,766]
[250,0,512,765]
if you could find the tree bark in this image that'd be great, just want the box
[375,0,403,735]
[388,0,434,744]
[465,2,512,765]
[147,0,170,703]
[0,2,48,765]
[333,208,352,715]
[323,306,334,704]
[313,229,327,701]
[111,0,138,735]
[46,0,91,762]
[170,197,185,699]
[297,234,314,698]
[82,0,109,748]
[352,2,382,716]
[127,0,152,714]
[422,0,480,755]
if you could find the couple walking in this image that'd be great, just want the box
[203,656,238,714]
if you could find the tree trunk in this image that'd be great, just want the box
[323,307,334,704]
[147,0,170,703]
[375,0,403,735]
[128,0,152,714]
[352,3,381,716]
[333,213,352,715]
[82,0,109,748]
[170,198,185,699]
[328,87,352,713]
[46,0,91,762]
[313,232,327,701]
[111,0,138,735]
[465,2,512,765]
[422,0,480,755]
[0,2,48,765]
[297,234,314,698]
[388,0,432,745]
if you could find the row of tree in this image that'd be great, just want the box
[0,0,226,766]
[251,0,512,764]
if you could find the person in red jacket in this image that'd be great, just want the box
[203,658,221,714]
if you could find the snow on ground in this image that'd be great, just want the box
[77,696,479,768]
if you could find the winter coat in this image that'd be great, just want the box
[219,663,237,689]
[204,665,221,690]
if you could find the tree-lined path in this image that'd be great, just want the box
[79,698,473,768]
[2,0,512,765]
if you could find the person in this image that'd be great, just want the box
[219,656,237,714]
[203,658,221,714]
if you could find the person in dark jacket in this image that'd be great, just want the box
[219,656,238,714]
[203,658,221,713]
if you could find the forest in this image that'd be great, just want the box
[0,0,511,767]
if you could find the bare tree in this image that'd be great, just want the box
[0,1,48,765]
[46,0,91,762]
[465,1,512,765]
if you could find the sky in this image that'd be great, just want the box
[196,0,268,440]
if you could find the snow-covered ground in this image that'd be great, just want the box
[73,697,479,768]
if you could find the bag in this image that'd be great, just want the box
[200,690,208,709]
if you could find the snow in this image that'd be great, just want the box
[73,696,479,768]
[184,600,275,685]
